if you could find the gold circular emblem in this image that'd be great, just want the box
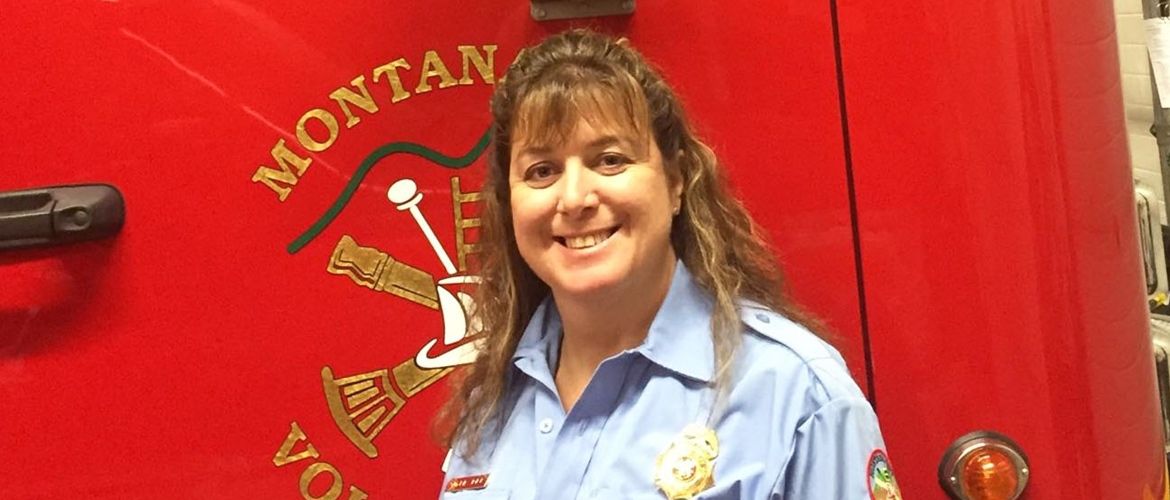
[655,424,719,499]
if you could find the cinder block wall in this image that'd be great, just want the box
[1117,0,1166,219]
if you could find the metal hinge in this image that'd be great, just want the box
[531,0,635,21]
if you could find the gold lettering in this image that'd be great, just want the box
[415,50,458,94]
[252,139,312,202]
[457,45,497,85]
[273,422,320,467]
[329,75,380,129]
[299,462,368,500]
[373,58,412,103]
[296,109,340,152]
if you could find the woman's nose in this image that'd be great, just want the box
[556,162,600,216]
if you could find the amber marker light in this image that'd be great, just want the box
[938,431,1030,500]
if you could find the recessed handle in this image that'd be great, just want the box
[0,184,125,251]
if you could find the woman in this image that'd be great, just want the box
[438,29,898,500]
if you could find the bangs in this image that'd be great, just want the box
[512,67,651,151]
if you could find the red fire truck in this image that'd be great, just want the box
[1,0,1163,499]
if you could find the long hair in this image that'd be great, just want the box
[436,29,825,458]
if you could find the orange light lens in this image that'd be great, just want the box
[959,448,1020,500]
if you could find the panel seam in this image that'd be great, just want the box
[828,0,877,411]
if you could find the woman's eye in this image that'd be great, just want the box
[597,153,630,172]
[523,164,559,187]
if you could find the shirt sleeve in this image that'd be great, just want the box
[774,396,893,500]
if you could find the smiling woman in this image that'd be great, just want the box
[436,29,898,500]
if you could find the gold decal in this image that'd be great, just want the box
[393,357,451,397]
[251,45,500,202]
[327,234,440,309]
[329,75,380,129]
[322,366,406,459]
[373,58,413,103]
[299,461,369,500]
[252,139,313,202]
[296,108,341,152]
[451,176,483,272]
[273,422,320,467]
[322,359,453,457]
[457,45,497,85]
[342,380,374,395]
[414,50,458,94]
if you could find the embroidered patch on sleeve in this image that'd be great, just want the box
[868,449,903,500]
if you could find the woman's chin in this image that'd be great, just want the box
[549,273,626,301]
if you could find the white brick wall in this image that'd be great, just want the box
[1116,0,1166,220]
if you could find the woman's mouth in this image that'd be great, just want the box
[555,226,620,249]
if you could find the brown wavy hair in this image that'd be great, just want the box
[437,29,824,458]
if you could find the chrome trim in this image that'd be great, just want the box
[1151,314,1170,452]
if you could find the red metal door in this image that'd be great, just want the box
[837,0,1167,497]
[0,2,861,498]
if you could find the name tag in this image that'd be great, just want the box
[446,474,489,492]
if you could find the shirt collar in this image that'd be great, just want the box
[511,260,715,386]
[637,261,716,383]
[512,296,562,393]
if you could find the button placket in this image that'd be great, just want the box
[534,384,565,479]
[533,356,634,500]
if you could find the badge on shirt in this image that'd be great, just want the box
[654,424,719,499]
[867,450,903,500]
[446,474,489,493]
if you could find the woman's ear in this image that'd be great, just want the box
[669,149,685,213]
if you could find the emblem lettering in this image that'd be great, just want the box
[251,45,499,201]
[296,108,341,152]
[373,58,413,103]
[273,422,321,467]
[415,50,459,94]
[329,75,380,129]
[299,462,369,500]
[457,45,497,86]
[251,139,313,202]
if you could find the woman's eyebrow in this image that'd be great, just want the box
[516,135,626,159]
[587,136,624,149]
[514,145,553,161]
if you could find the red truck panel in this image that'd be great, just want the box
[0,1,862,498]
[838,0,1166,497]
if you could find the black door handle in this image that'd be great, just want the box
[0,184,125,251]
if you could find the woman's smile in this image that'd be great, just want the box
[555,225,620,250]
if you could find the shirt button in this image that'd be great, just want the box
[538,418,554,434]
[756,313,771,323]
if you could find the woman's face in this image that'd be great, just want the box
[509,116,682,302]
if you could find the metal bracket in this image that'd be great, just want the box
[531,0,634,21]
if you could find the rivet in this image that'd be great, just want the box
[533,7,546,19]
[756,313,770,324]
[72,209,91,227]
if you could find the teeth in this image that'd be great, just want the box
[564,229,613,249]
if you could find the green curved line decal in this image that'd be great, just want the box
[287,127,491,254]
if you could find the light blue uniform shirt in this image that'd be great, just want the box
[441,263,893,500]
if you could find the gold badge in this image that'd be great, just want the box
[655,424,719,499]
